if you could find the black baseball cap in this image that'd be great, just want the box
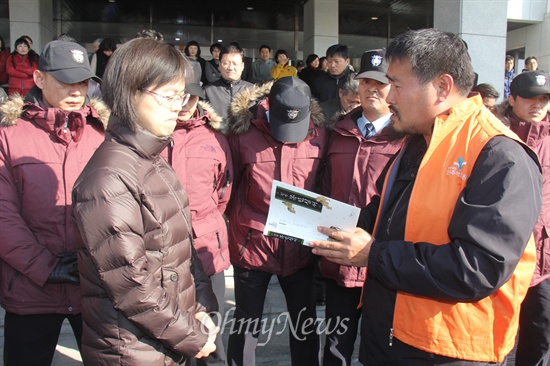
[355,48,388,84]
[268,77,312,143]
[185,57,205,99]
[39,40,100,84]
[510,71,550,98]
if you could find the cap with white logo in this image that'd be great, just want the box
[510,71,550,98]
[39,40,101,84]
[355,48,388,84]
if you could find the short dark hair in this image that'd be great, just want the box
[220,44,244,62]
[305,54,319,67]
[259,44,271,52]
[102,38,190,132]
[184,40,201,57]
[386,28,475,95]
[99,38,117,52]
[506,55,514,62]
[274,49,288,59]
[136,29,164,42]
[472,83,499,99]
[525,56,538,64]
[210,42,222,54]
[326,44,349,59]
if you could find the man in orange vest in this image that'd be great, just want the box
[310,28,543,365]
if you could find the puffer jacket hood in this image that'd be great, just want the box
[177,100,227,134]
[228,81,325,135]
[0,86,110,129]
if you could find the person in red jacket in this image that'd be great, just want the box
[319,48,404,366]
[226,76,327,366]
[0,35,11,86]
[494,70,550,366]
[6,36,38,96]
[161,68,232,366]
[0,40,107,366]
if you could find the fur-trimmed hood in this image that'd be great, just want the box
[227,80,326,135]
[0,87,110,129]
[176,100,228,134]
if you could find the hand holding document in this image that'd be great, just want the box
[263,180,360,245]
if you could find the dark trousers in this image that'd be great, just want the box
[322,279,362,366]
[515,276,550,366]
[3,312,82,366]
[194,271,227,366]
[368,337,504,366]
[227,265,320,366]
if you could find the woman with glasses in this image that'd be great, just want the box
[72,38,218,366]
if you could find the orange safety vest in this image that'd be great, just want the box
[373,95,537,362]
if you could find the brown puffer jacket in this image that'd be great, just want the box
[72,117,212,365]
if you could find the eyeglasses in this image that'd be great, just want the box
[139,88,191,108]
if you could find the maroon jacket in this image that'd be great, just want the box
[0,87,108,315]
[319,107,403,287]
[161,101,232,276]
[0,49,11,85]
[6,53,38,96]
[501,103,550,286]
[227,82,328,277]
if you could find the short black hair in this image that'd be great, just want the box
[259,44,271,52]
[210,42,222,53]
[184,40,201,57]
[386,28,475,95]
[220,44,244,62]
[326,44,349,59]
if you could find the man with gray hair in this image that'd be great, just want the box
[320,73,360,123]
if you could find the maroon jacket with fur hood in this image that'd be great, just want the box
[161,101,232,276]
[227,82,328,276]
[319,107,403,287]
[496,101,550,286]
[0,86,108,315]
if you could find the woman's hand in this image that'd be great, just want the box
[194,312,219,358]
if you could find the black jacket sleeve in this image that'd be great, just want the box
[367,136,542,302]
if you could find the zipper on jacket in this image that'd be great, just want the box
[384,180,413,236]
[389,327,394,346]
[216,231,225,261]
[63,115,69,133]
[219,169,231,200]
[239,229,252,256]
[7,271,19,291]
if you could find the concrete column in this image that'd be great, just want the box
[303,0,338,59]
[434,0,508,100]
[9,0,54,53]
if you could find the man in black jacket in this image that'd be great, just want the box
[310,28,542,365]
[313,44,353,103]
[204,44,253,121]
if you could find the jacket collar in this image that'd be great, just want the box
[107,116,172,160]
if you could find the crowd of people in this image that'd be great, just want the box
[0,27,548,366]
